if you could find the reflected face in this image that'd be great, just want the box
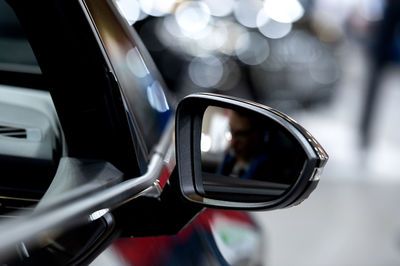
[229,111,263,161]
[201,105,312,192]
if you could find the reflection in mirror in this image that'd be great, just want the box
[201,106,307,201]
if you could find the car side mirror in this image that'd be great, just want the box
[175,93,328,210]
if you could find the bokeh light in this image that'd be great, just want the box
[162,14,183,40]
[197,21,228,52]
[235,31,270,65]
[309,54,340,85]
[263,0,304,24]
[217,20,245,55]
[175,1,211,34]
[201,0,234,17]
[233,0,264,28]
[116,0,140,25]
[189,56,224,88]
[311,11,342,43]
[360,0,384,21]
[257,9,292,39]
[137,10,149,22]
[139,0,177,17]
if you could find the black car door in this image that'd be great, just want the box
[1,0,177,264]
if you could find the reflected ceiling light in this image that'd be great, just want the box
[202,0,234,17]
[89,209,109,221]
[225,131,232,142]
[263,0,304,23]
[126,47,150,78]
[257,10,292,39]
[175,2,211,33]
[189,56,224,88]
[201,133,212,152]
[235,31,270,65]
[233,0,264,28]
[116,0,140,25]
[146,80,170,112]
[139,0,177,17]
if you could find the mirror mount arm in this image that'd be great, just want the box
[114,168,204,237]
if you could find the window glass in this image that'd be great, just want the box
[84,0,172,156]
[0,1,39,72]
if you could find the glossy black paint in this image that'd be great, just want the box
[7,0,142,177]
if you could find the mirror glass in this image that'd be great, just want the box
[200,106,307,202]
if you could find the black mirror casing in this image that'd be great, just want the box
[175,93,328,210]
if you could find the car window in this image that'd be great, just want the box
[84,0,173,156]
[0,1,39,73]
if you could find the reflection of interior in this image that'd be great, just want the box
[201,106,232,172]
[203,173,289,195]
[201,106,306,186]
[202,173,289,202]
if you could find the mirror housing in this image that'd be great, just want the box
[175,93,328,210]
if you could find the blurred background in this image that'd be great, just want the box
[118,0,400,265]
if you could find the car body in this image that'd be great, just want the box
[0,0,327,265]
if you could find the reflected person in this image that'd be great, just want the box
[218,110,271,181]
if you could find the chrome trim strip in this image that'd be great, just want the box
[0,153,164,259]
[0,196,40,202]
